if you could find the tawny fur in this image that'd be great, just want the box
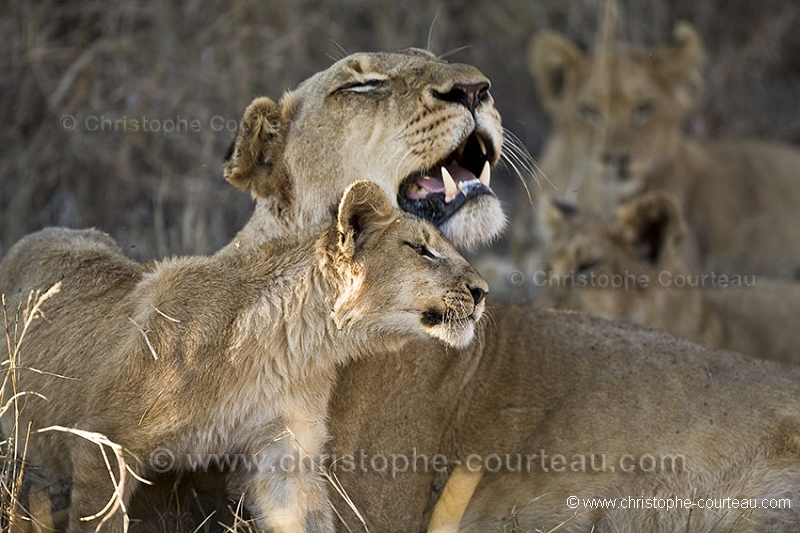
[0,181,487,533]
[529,22,800,277]
[11,48,800,533]
[537,193,800,365]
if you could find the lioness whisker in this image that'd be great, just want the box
[501,129,552,197]
[426,10,440,54]
[327,39,350,62]
[438,44,475,61]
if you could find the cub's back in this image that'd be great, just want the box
[0,227,141,308]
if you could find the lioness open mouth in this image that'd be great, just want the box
[398,132,495,227]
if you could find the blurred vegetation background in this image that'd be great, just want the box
[2,0,800,262]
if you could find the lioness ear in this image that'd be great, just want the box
[336,181,396,258]
[617,192,685,265]
[652,22,705,110]
[223,95,295,202]
[528,31,585,114]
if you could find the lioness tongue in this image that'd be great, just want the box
[442,162,477,185]
[406,163,477,201]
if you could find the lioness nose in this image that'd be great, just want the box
[433,82,490,113]
[468,285,486,307]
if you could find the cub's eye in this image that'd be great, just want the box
[577,102,600,122]
[404,242,437,260]
[632,100,656,124]
[334,77,388,94]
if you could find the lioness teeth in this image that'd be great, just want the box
[442,167,458,201]
[477,136,487,156]
[479,161,491,187]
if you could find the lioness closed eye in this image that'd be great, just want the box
[0,181,487,532]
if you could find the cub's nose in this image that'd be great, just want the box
[468,284,487,307]
[602,152,631,179]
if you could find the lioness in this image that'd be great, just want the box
[529,22,800,277]
[0,181,487,532]
[212,49,800,532]
[537,192,800,365]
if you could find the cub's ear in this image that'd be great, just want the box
[536,195,579,246]
[223,95,296,203]
[528,30,586,114]
[652,22,705,110]
[543,197,578,228]
[617,192,685,265]
[336,181,396,259]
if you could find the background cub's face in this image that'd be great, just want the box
[537,209,636,318]
[335,211,488,349]
[567,54,686,191]
[537,195,686,325]
[530,24,704,200]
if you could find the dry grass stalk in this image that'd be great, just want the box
[2,285,60,532]
[1,284,141,532]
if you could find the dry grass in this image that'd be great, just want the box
[0,285,262,532]
[2,284,62,531]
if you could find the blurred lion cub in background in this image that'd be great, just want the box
[529,21,800,277]
[538,192,800,365]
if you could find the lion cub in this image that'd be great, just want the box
[529,22,800,277]
[537,192,800,365]
[0,181,487,533]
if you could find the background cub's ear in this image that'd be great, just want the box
[336,181,396,259]
[617,192,685,265]
[528,31,586,114]
[542,197,578,229]
[222,95,295,203]
[537,196,579,244]
[652,21,706,110]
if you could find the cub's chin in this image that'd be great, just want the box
[426,319,479,349]
[421,302,485,349]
